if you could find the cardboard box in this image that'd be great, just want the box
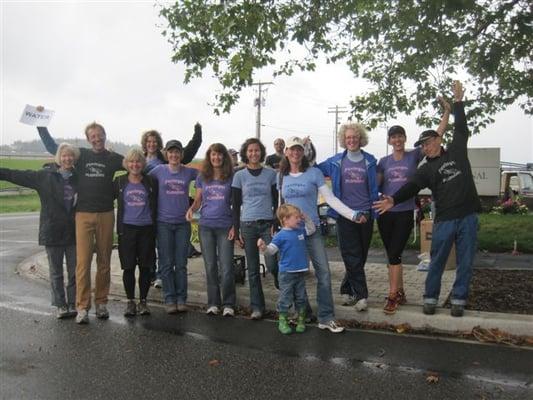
[420,219,456,271]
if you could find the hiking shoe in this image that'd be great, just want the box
[295,313,306,334]
[251,310,263,320]
[423,303,436,315]
[165,303,178,314]
[138,300,150,316]
[318,320,345,333]
[95,304,109,319]
[177,304,188,313]
[56,306,69,319]
[451,304,464,317]
[188,247,202,258]
[67,305,77,318]
[383,295,400,315]
[153,279,163,289]
[206,306,220,315]
[278,313,292,335]
[342,295,357,306]
[397,289,407,305]
[354,298,368,312]
[222,307,235,317]
[124,300,136,317]
[76,309,89,324]
[305,314,317,324]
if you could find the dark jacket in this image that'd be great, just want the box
[113,174,158,235]
[392,102,481,222]
[0,164,77,246]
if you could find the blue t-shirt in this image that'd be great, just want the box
[377,148,422,212]
[122,182,153,226]
[279,168,324,226]
[270,228,309,273]
[196,175,233,228]
[149,164,197,223]
[232,168,277,221]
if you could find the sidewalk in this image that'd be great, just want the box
[18,248,533,337]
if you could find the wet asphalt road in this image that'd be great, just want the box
[0,213,532,399]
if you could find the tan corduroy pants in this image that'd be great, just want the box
[75,211,114,311]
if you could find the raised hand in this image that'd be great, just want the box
[452,80,465,102]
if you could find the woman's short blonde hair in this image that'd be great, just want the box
[122,147,146,169]
[55,143,80,165]
[338,122,369,149]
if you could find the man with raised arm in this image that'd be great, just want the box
[373,81,481,317]
[37,113,123,324]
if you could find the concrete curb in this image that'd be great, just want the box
[18,250,533,338]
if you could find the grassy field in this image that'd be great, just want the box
[0,193,41,213]
[0,157,52,190]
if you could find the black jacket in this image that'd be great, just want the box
[0,164,77,246]
[114,174,158,235]
[392,102,481,222]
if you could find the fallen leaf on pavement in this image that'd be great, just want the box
[208,359,221,367]
[395,323,411,334]
[426,372,439,384]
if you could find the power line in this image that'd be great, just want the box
[328,105,349,153]
[261,123,332,137]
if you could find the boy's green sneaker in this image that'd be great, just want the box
[295,312,306,334]
[278,313,292,335]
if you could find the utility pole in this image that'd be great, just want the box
[328,105,348,153]
[252,81,273,139]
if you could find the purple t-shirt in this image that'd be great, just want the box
[377,149,422,212]
[122,182,153,226]
[196,175,232,228]
[63,182,75,212]
[340,158,371,210]
[149,164,198,223]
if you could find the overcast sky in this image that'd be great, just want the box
[2,1,532,164]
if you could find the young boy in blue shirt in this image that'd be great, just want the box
[258,204,315,334]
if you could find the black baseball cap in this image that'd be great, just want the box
[164,140,183,151]
[414,130,439,147]
[387,125,406,137]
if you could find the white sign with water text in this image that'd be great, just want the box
[19,105,54,126]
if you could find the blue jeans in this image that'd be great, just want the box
[305,230,335,324]
[199,225,236,308]
[337,216,373,299]
[45,245,76,308]
[278,271,308,314]
[240,220,278,313]
[424,213,478,306]
[157,222,191,305]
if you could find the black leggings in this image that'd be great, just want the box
[123,268,151,300]
[377,210,414,265]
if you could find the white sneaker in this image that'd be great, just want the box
[206,306,220,315]
[222,307,235,317]
[153,279,163,289]
[318,320,345,333]
[250,310,263,320]
[355,298,368,312]
[56,306,69,319]
[76,309,89,324]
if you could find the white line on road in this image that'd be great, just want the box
[0,301,52,316]
[0,240,38,244]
